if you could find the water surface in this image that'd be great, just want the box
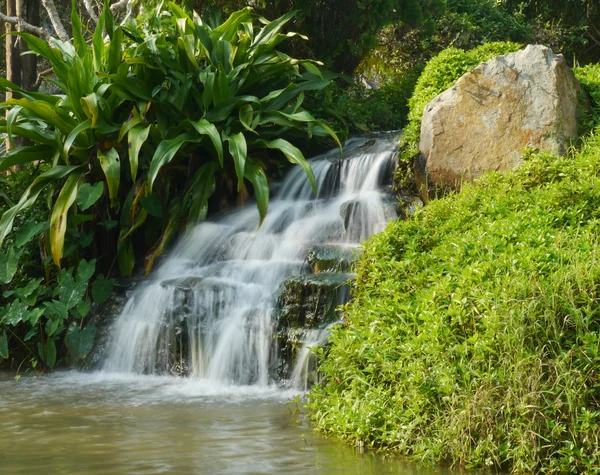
[0,371,448,474]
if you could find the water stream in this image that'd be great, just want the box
[102,134,399,385]
[0,136,446,474]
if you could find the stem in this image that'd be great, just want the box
[40,0,69,41]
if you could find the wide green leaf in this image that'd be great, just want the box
[147,133,201,190]
[244,161,269,226]
[76,258,96,283]
[15,221,48,248]
[254,138,317,195]
[77,182,104,211]
[92,274,115,304]
[38,339,57,368]
[189,119,223,166]
[0,144,55,173]
[225,132,247,192]
[64,323,96,360]
[4,98,77,135]
[139,192,163,218]
[128,124,151,181]
[63,119,92,158]
[49,173,82,266]
[98,148,121,208]
[58,270,88,310]
[0,247,21,284]
[3,299,28,326]
[0,165,85,249]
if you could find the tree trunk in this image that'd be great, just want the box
[21,0,39,92]
[5,0,23,153]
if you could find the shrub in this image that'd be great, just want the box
[309,125,600,472]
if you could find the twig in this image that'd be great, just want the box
[0,11,50,39]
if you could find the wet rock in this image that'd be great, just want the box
[306,244,357,273]
[418,45,581,191]
[275,273,354,330]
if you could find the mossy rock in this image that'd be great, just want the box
[275,272,354,330]
[306,244,358,273]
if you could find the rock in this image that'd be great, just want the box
[275,273,354,330]
[306,244,358,273]
[418,45,581,192]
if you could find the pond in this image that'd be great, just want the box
[0,371,450,474]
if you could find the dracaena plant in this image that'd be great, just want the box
[0,0,339,370]
[0,0,339,276]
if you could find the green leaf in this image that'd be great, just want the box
[189,119,223,167]
[4,98,77,135]
[244,161,269,227]
[98,148,121,208]
[71,0,87,57]
[0,331,7,359]
[185,162,216,226]
[3,299,29,326]
[15,221,48,248]
[77,182,104,211]
[0,165,85,249]
[49,173,82,266]
[74,299,91,319]
[92,274,115,304]
[255,138,317,195]
[0,247,21,284]
[18,278,43,298]
[58,271,88,310]
[76,258,96,283]
[117,239,135,278]
[128,124,151,181]
[0,144,55,173]
[239,104,256,134]
[63,119,92,158]
[225,132,247,192]
[38,339,57,367]
[148,133,201,190]
[139,193,163,218]
[43,300,69,321]
[64,323,96,360]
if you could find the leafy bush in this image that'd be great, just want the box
[332,67,422,132]
[309,119,600,471]
[575,63,600,132]
[400,41,522,163]
[0,1,339,370]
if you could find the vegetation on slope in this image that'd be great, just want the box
[308,65,600,473]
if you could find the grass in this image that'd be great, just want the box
[308,60,600,473]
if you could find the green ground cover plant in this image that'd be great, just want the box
[308,63,600,473]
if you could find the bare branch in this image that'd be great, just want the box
[82,0,99,24]
[0,11,50,39]
[110,0,129,14]
[40,0,69,41]
[32,68,53,91]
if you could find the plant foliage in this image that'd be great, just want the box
[0,0,338,370]
[308,64,600,473]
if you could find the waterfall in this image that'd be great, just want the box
[102,135,399,386]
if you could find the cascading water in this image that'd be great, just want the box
[102,135,399,387]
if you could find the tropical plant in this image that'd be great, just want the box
[0,0,339,275]
[0,0,339,370]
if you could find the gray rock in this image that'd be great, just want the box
[418,45,581,192]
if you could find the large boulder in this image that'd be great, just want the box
[417,45,581,192]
